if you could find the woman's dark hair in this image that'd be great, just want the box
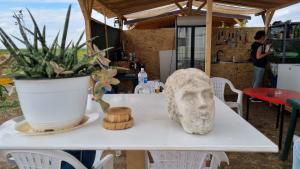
[254,30,266,40]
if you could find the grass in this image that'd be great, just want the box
[0,49,9,55]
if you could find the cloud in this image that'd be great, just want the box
[0,5,86,49]
[1,0,77,3]
[247,3,300,27]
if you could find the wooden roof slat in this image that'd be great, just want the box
[215,0,284,9]
[91,0,300,19]
[97,0,186,16]
[124,9,251,25]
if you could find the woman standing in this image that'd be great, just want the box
[251,31,273,88]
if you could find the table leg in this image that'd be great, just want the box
[127,150,146,169]
[246,95,250,121]
[276,105,281,129]
[280,108,299,160]
[279,105,285,150]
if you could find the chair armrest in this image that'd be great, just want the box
[93,154,113,169]
[287,99,300,110]
[92,150,103,168]
[227,82,243,104]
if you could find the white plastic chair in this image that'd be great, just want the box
[133,88,229,169]
[211,77,243,116]
[134,81,165,94]
[147,151,229,169]
[2,150,113,169]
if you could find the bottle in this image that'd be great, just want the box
[137,68,150,94]
[138,68,148,84]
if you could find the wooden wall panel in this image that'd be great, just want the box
[122,29,176,80]
[212,62,254,95]
[121,27,263,94]
[213,27,264,62]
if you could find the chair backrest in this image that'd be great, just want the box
[148,151,207,169]
[3,150,88,169]
[148,151,229,169]
[210,77,235,102]
[134,81,165,94]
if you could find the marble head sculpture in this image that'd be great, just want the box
[164,68,215,134]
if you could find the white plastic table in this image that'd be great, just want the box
[0,94,277,151]
[0,94,277,168]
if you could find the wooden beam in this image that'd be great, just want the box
[124,9,250,25]
[261,12,266,24]
[255,10,266,16]
[104,14,109,56]
[94,0,125,19]
[264,10,275,31]
[197,0,207,12]
[187,0,193,16]
[214,0,279,9]
[175,1,187,15]
[205,0,213,76]
[234,18,241,25]
[233,18,246,27]
[115,0,186,16]
[78,0,94,54]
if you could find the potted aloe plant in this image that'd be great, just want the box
[0,5,119,131]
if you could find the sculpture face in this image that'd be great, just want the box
[164,68,215,134]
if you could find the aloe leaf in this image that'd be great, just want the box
[50,31,60,53]
[14,13,33,53]
[11,35,26,45]
[72,62,91,73]
[0,37,20,64]
[59,4,71,59]
[0,27,19,50]
[34,27,38,50]
[77,36,99,49]
[65,40,72,51]
[45,62,54,78]
[22,26,44,50]
[42,25,46,43]
[26,8,49,51]
[75,31,84,48]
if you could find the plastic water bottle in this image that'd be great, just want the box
[138,68,148,84]
[137,68,150,94]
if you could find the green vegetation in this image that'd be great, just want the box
[0,5,120,112]
[0,48,87,57]
[0,86,19,112]
[0,49,9,55]
[0,5,96,79]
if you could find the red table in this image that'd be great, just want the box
[243,88,300,150]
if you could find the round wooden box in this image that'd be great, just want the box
[103,107,133,130]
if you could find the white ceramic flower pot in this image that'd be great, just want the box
[14,76,90,131]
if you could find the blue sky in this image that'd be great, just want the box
[0,0,300,49]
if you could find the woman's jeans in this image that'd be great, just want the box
[293,139,300,169]
[252,66,265,88]
[61,150,96,169]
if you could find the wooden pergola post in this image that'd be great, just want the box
[78,0,94,54]
[264,10,275,32]
[205,0,213,76]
